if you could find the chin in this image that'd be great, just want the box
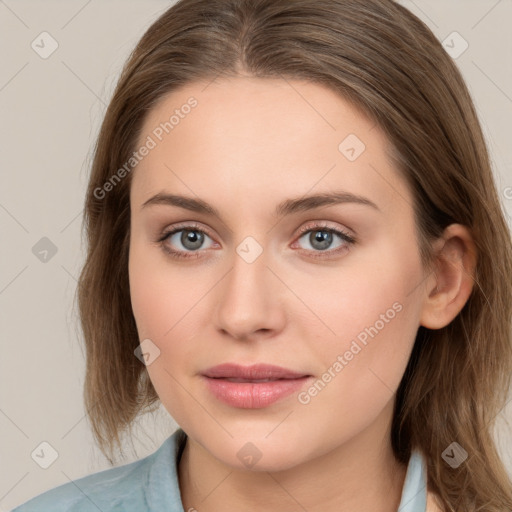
[212,440,304,473]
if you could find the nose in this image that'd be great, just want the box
[213,246,286,341]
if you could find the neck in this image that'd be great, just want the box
[178,402,408,512]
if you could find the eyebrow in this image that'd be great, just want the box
[141,190,380,218]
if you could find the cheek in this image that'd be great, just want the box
[128,239,200,339]
[299,243,423,396]
[128,240,214,388]
[128,243,202,416]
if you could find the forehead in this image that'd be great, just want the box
[131,76,412,219]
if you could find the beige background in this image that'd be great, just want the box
[1,0,511,510]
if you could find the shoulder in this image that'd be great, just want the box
[9,430,185,512]
[10,455,153,512]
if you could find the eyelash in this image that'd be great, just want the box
[156,221,357,261]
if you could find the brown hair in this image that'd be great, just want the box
[76,0,512,510]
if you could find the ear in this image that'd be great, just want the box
[419,224,478,330]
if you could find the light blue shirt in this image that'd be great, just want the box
[11,428,428,511]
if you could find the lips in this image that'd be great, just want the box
[200,363,312,408]
[201,363,310,381]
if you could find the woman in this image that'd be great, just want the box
[12,0,512,511]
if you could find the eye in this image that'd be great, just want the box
[157,223,216,259]
[293,222,356,258]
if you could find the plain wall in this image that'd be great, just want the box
[1,0,511,510]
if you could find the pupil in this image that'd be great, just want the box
[311,230,332,250]
[182,230,203,250]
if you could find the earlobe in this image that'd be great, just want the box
[419,224,478,330]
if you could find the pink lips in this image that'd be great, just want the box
[201,363,312,408]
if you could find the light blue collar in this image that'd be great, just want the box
[398,448,428,511]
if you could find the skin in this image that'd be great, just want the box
[128,76,476,512]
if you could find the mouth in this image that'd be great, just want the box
[201,368,313,409]
[201,362,311,381]
[212,377,302,383]
[200,364,313,408]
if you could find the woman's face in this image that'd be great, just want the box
[128,76,429,471]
